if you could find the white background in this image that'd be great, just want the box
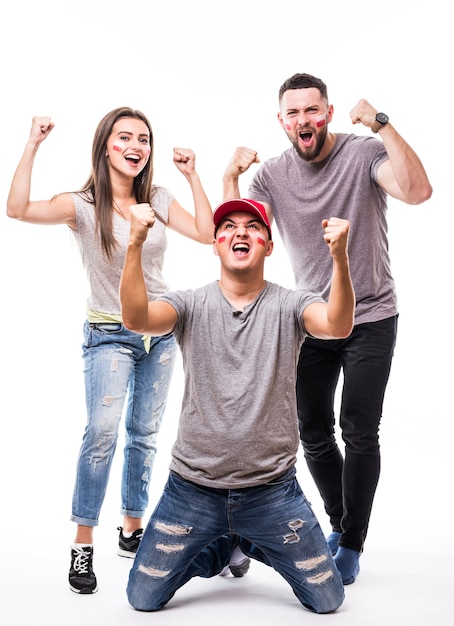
[0,0,452,621]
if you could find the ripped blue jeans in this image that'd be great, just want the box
[127,469,344,613]
[71,321,177,526]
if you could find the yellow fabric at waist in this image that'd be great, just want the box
[87,308,151,353]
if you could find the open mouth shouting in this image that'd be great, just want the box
[299,128,315,147]
[125,153,140,163]
[122,153,143,169]
[232,242,250,256]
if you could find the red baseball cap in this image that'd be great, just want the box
[213,198,272,239]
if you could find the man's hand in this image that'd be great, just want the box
[350,99,378,131]
[224,146,260,181]
[129,203,156,246]
[322,217,350,260]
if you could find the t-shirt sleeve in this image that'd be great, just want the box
[368,139,388,184]
[157,289,193,339]
[295,290,325,334]
[248,164,274,207]
[151,186,176,223]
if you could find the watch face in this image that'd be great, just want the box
[376,112,389,125]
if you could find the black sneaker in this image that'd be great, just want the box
[229,557,251,577]
[117,526,143,558]
[69,546,98,594]
[219,543,251,577]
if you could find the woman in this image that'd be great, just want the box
[7,108,214,594]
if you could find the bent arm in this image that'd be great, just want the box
[303,218,355,339]
[350,100,432,204]
[167,148,214,243]
[222,146,260,200]
[120,206,178,336]
[7,116,76,226]
[376,124,433,204]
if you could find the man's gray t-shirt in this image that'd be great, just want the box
[249,134,396,325]
[159,281,323,489]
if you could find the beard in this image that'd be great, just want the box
[290,125,328,162]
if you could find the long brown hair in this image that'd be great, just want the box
[78,107,155,261]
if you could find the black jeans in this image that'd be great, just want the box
[296,316,398,552]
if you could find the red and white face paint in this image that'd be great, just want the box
[107,118,151,171]
[217,232,266,247]
[216,214,270,246]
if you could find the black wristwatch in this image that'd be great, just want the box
[371,112,389,133]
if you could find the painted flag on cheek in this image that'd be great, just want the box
[218,236,226,243]
[315,115,326,128]
[113,144,122,151]
[257,236,266,247]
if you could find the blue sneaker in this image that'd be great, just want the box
[334,546,360,585]
[326,531,342,556]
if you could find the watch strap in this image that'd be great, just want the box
[371,120,383,133]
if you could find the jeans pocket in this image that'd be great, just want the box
[90,323,123,333]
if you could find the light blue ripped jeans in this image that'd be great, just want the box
[70,321,177,526]
[127,468,345,613]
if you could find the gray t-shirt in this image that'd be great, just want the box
[249,134,396,325]
[70,186,174,314]
[159,280,324,488]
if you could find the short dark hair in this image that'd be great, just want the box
[278,73,328,103]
